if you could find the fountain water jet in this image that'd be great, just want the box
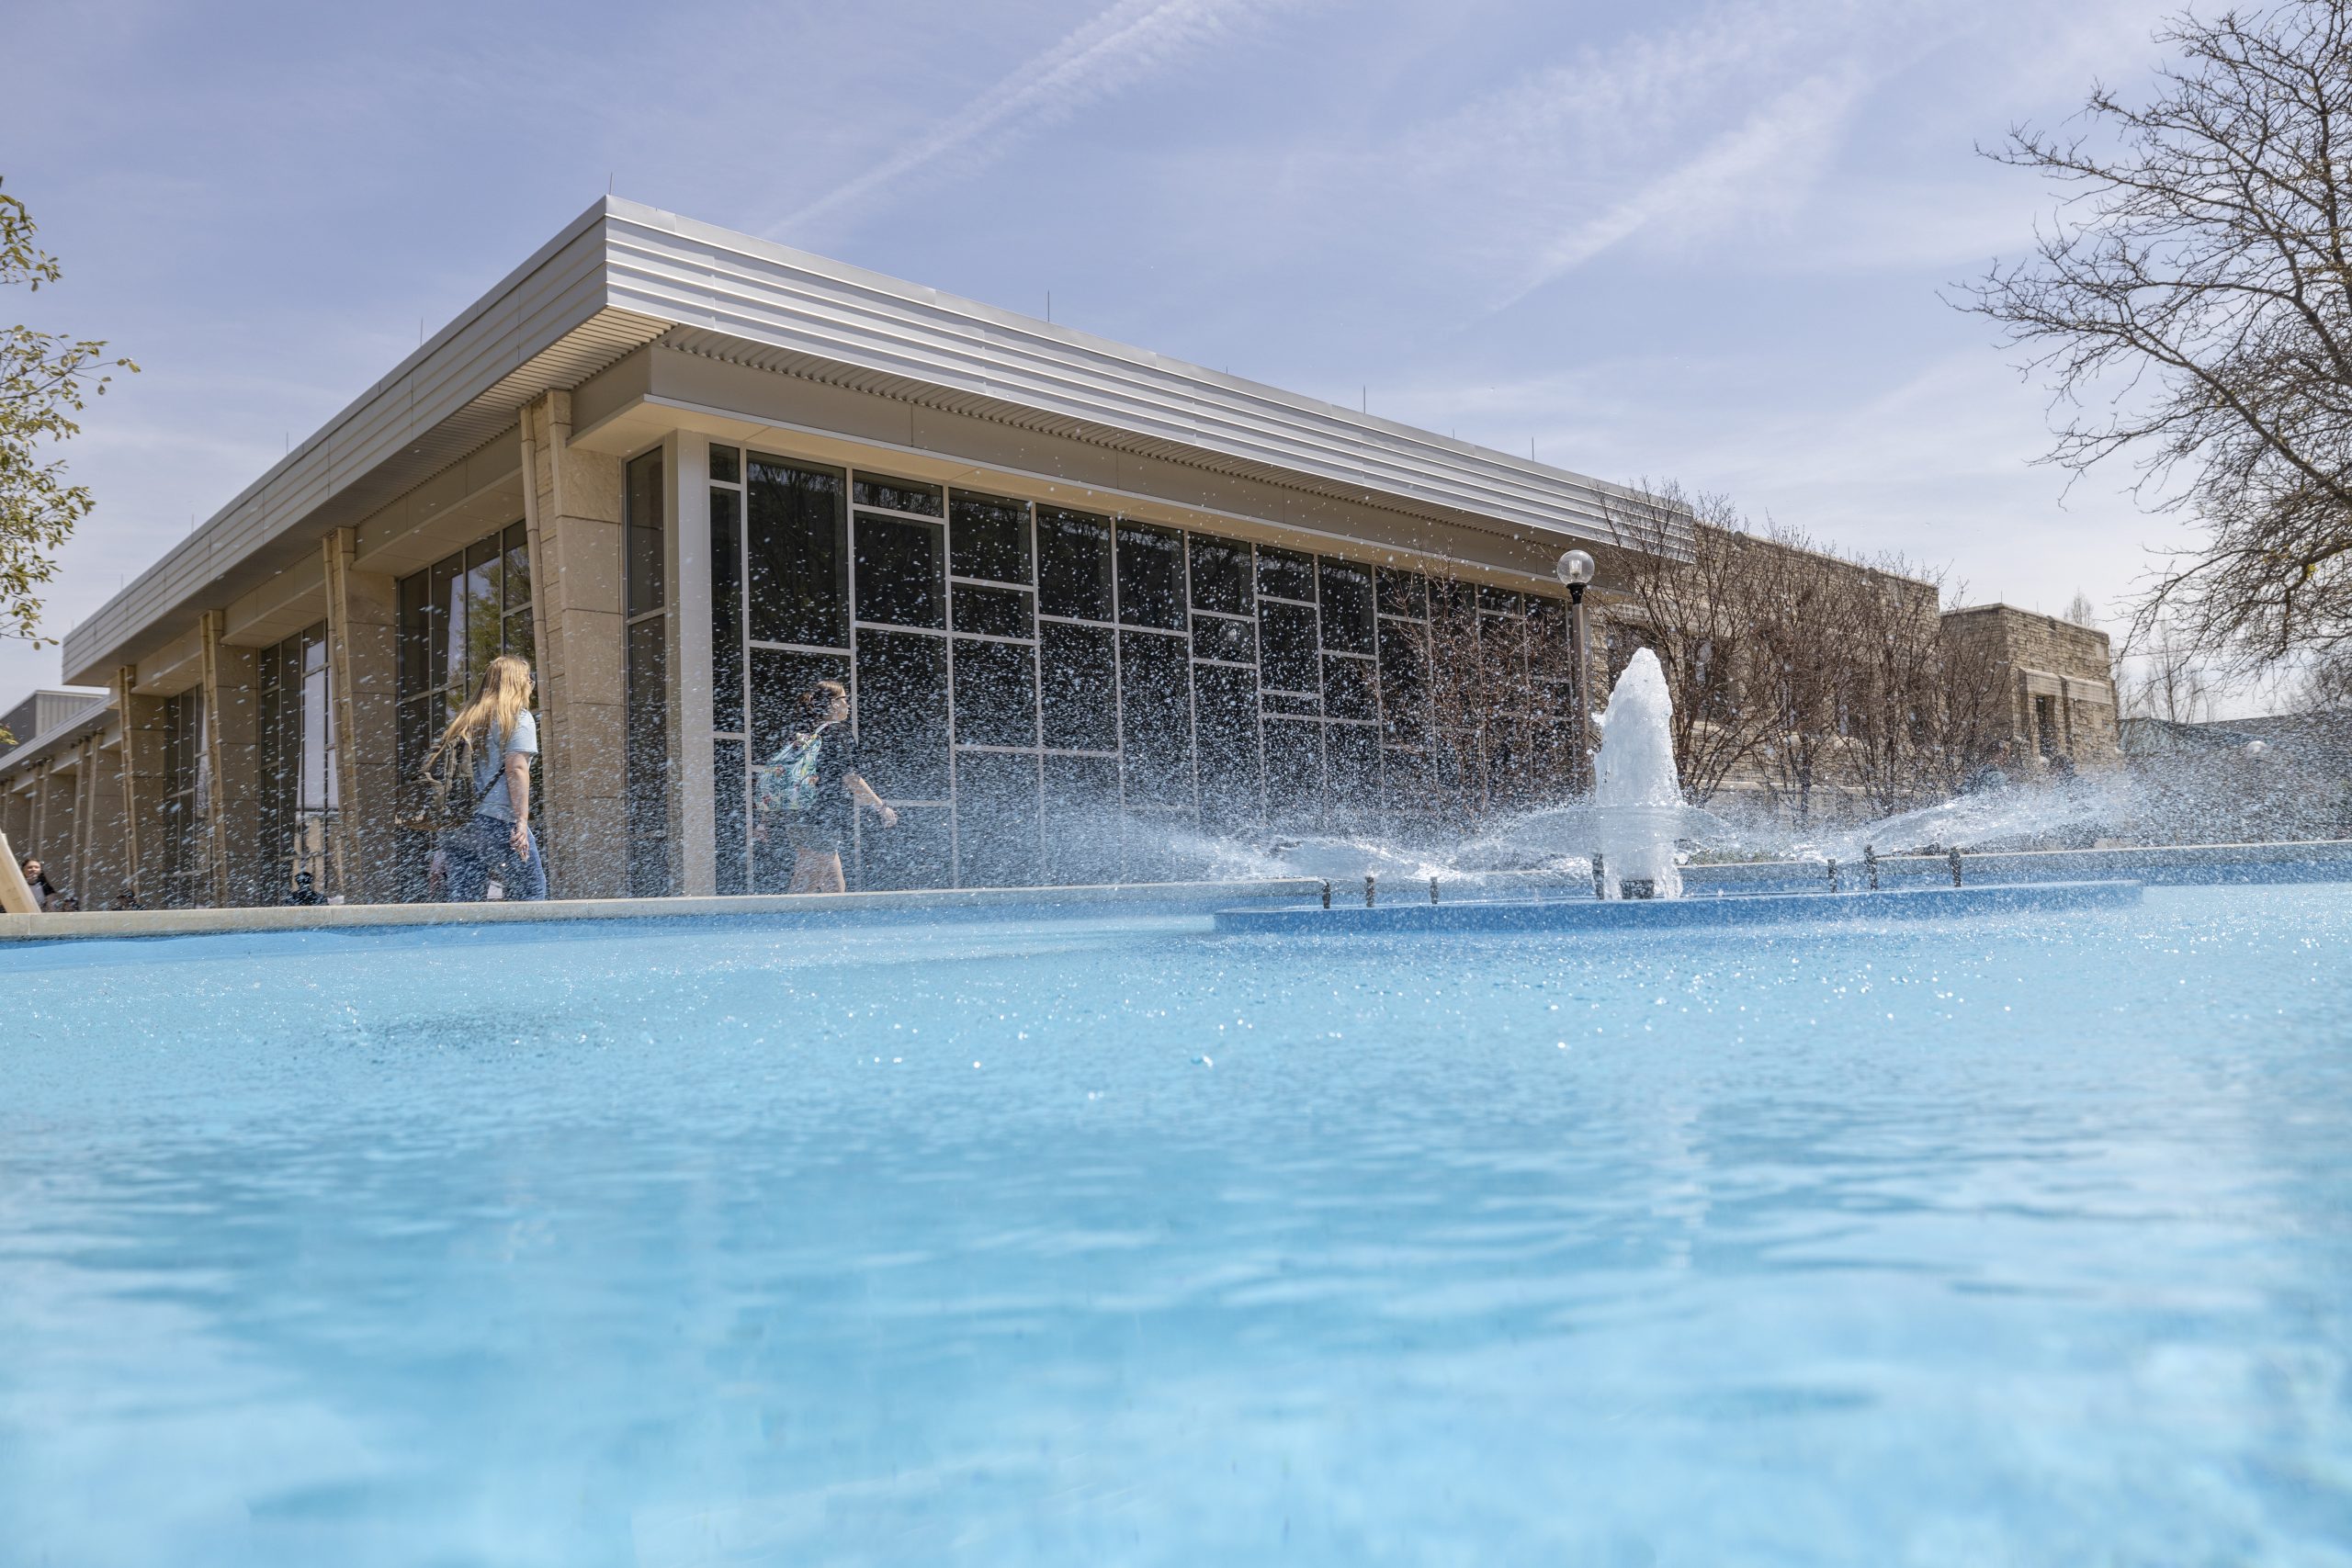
[1590,648,1685,898]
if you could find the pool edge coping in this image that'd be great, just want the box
[0,878,1330,944]
[1213,879,2147,935]
[8,837,2349,944]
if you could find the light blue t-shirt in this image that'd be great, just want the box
[471,710,539,822]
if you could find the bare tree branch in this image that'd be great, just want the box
[1958,1,2352,671]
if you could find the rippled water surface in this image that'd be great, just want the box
[4,886,2349,1566]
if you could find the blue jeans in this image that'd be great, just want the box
[443,814,548,902]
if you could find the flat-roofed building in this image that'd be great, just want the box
[0,687,108,759]
[0,688,117,907]
[5,198,1681,905]
[1939,604,2121,770]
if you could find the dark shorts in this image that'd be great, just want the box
[784,817,847,856]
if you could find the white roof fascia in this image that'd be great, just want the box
[605,200,1676,552]
[0,694,112,776]
[62,201,637,683]
[65,196,1681,683]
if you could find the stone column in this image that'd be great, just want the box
[1,780,30,861]
[82,729,131,908]
[60,751,89,902]
[671,434,717,896]
[323,527,403,902]
[74,746,102,899]
[203,612,267,906]
[518,417,557,842]
[525,390,628,898]
[62,752,85,895]
[30,764,55,876]
[115,667,171,906]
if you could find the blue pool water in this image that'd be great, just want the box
[3,886,2348,1566]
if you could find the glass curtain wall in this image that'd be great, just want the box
[159,690,207,907]
[708,441,1583,890]
[394,523,533,897]
[624,450,672,896]
[256,625,336,898]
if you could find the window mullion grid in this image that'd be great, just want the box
[1249,560,1284,831]
[1181,533,1202,830]
[939,489,962,887]
[1247,541,1267,828]
[1311,570,1329,832]
[843,467,865,881]
[1028,502,1046,874]
[1108,519,1127,862]
[716,456,1582,885]
[707,448,748,889]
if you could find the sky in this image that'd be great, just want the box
[3,0,2231,708]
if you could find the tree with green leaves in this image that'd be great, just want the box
[2,176,135,657]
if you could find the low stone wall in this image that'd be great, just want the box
[1686,839,2352,892]
[7,840,2347,945]
[0,878,1327,944]
[1220,879,2144,934]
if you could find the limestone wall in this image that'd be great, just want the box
[1941,605,2121,770]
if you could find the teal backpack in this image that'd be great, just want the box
[754,729,824,818]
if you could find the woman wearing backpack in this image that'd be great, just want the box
[753,680,896,894]
[430,654,548,901]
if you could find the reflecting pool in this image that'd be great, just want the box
[3,886,2348,1565]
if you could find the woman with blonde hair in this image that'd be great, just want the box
[430,653,547,901]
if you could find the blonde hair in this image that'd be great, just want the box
[436,654,535,758]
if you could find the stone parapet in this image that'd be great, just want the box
[0,876,1328,942]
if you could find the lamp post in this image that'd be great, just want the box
[1555,549,1597,794]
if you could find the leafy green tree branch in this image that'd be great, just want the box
[2,176,136,647]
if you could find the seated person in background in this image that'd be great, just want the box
[19,858,57,911]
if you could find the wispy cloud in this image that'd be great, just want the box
[0,0,2221,705]
[1137,0,1981,311]
[1432,0,1945,300]
[1495,64,1871,305]
[770,0,1320,240]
